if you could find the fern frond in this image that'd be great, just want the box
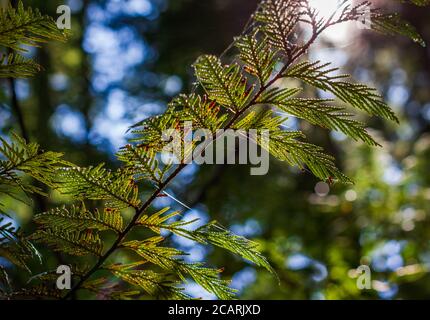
[255,0,306,54]
[30,228,103,257]
[235,29,278,85]
[0,133,64,192]
[122,237,236,300]
[268,129,351,183]
[193,55,254,112]
[169,93,227,131]
[0,216,40,271]
[219,108,349,181]
[257,88,379,146]
[370,11,426,47]
[55,164,141,210]
[4,285,62,300]
[256,86,301,105]
[2,0,423,301]
[232,109,285,131]
[129,111,180,150]
[117,145,166,184]
[122,238,186,271]
[137,207,194,233]
[0,53,40,78]
[185,222,275,275]
[0,1,66,51]
[137,208,274,275]
[284,61,398,122]
[108,263,190,300]
[34,205,124,234]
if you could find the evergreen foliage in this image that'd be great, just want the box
[0,0,427,300]
[0,0,66,77]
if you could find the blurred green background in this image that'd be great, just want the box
[1,0,430,299]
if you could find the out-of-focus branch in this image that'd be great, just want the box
[7,78,29,141]
[7,0,47,216]
[7,0,27,140]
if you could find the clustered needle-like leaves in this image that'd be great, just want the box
[235,29,278,85]
[30,228,104,257]
[137,207,275,274]
[254,0,306,55]
[256,88,379,146]
[0,216,40,272]
[194,55,254,112]
[34,205,124,234]
[122,237,237,300]
[128,111,180,150]
[0,1,66,50]
[370,11,426,47]
[55,165,141,210]
[0,133,60,293]
[0,133,64,209]
[107,263,189,300]
[0,53,40,78]
[2,0,270,300]
[169,94,228,131]
[0,0,66,77]
[283,61,399,122]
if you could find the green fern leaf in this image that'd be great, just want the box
[30,228,103,257]
[34,205,124,234]
[0,133,64,192]
[117,145,166,184]
[268,129,351,183]
[122,237,236,300]
[4,285,62,300]
[255,0,305,54]
[371,11,426,47]
[169,93,227,131]
[284,61,399,122]
[0,53,40,78]
[129,111,181,150]
[193,55,254,112]
[137,208,274,275]
[0,216,40,271]
[108,263,190,300]
[257,88,379,146]
[56,164,141,210]
[0,0,66,51]
[235,29,278,85]
[187,222,275,275]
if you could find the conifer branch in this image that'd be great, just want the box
[63,164,186,299]
[2,0,428,300]
[61,0,426,298]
